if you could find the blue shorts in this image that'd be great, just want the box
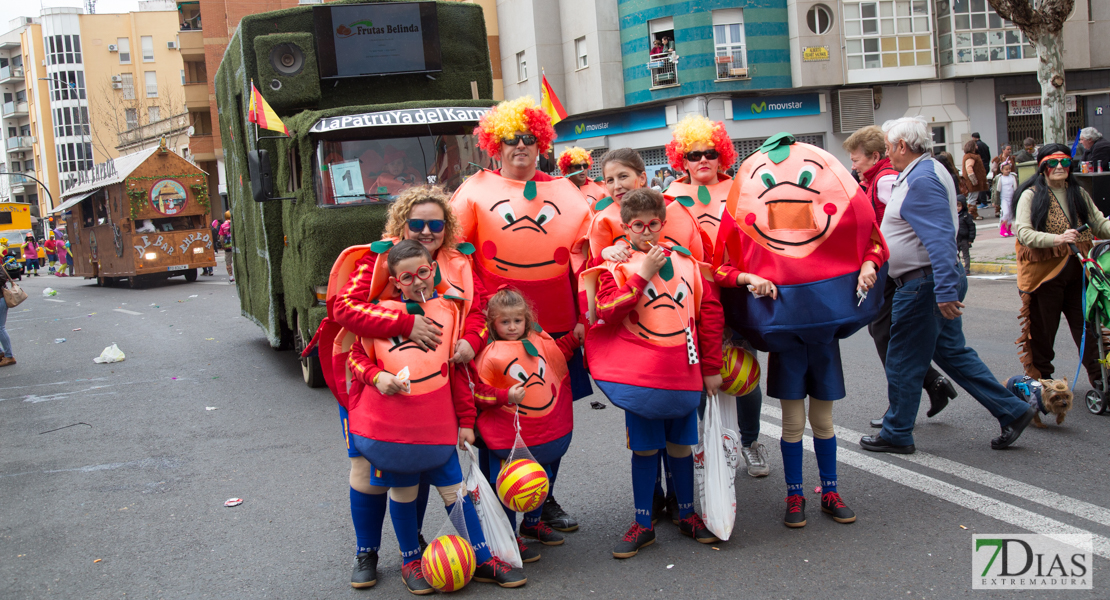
[47,253,57,262]
[766,340,846,401]
[338,404,361,458]
[370,453,464,488]
[624,409,698,451]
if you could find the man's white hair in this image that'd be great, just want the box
[881,116,932,154]
[1081,127,1102,142]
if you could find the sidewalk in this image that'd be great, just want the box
[966,205,1018,275]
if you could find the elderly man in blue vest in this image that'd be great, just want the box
[860,117,1035,454]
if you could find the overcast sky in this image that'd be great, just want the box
[1,0,143,36]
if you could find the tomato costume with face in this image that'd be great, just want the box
[344,295,470,474]
[665,174,734,259]
[585,196,706,263]
[715,133,889,353]
[581,245,721,420]
[451,169,591,333]
[471,328,577,462]
[579,179,610,211]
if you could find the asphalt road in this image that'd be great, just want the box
[2,269,1107,599]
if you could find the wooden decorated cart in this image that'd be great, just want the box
[51,141,216,287]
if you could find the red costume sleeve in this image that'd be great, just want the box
[470,363,512,408]
[595,271,647,324]
[451,364,477,429]
[333,252,415,338]
[347,339,383,386]
[713,262,744,289]
[554,332,583,361]
[459,273,490,355]
[697,275,724,377]
[863,222,889,268]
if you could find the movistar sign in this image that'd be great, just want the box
[556,106,667,141]
[732,93,821,121]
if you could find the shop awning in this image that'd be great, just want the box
[51,189,97,215]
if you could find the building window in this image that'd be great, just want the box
[575,37,588,70]
[844,0,932,70]
[516,51,527,82]
[148,106,160,123]
[125,108,138,129]
[145,71,158,97]
[180,69,185,85]
[121,72,135,100]
[807,5,834,34]
[936,0,1033,65]
[118,37,131,64]
[712,9,747,79]
[141,36,154,62]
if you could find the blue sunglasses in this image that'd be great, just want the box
[407,219,446,233]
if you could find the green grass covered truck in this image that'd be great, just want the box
[215,0,496,387]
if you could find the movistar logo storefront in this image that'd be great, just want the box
[733,94,820,122]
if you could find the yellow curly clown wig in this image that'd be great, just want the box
[665,114,736,173]
[475,96,557,158]
[557,147,592,175]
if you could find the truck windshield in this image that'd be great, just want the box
[315,133,493,206]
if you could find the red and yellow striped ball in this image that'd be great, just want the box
[721,345,760,396]
[422,534,476,592]
[496,458,549,512]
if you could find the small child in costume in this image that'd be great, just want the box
[581,188,724,558]
[996,161,1018,237]
[345,240,526,594]
[956,198,976,274]
[55,239,68,276]
[470,287,581,563]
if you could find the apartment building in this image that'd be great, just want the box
[0,17,37,210]
[497,0,1109,179]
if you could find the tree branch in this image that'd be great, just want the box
[986,0,1074,41]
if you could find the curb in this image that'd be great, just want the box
[968,262,1017,275]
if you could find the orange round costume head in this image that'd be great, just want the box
[475,96,557,158]
[557,147,592,175]
[731,133,865,261]
[665,114,737,174]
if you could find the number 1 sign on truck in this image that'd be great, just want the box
[215,0,496,387]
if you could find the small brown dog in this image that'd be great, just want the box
[1005,375,1073,428]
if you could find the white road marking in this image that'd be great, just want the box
[761,404,1110,530]
[43,298,65,303]
[113,309,143,315]
[758,419,1110,559]
[0,457,177,479]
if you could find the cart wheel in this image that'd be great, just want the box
[1086,390,1106,415]
[295,313,325,389]
[183,268,198,282]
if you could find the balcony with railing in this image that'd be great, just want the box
[647,52,679,89]
[2,101,29,118]
[715,45,748,80]
[179,30,204,58]
[0,66,24,84]
[5,136,34,151]
[185,82,209,110]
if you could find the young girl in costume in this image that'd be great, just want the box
[558,146,609,208]
[470,287,580,563]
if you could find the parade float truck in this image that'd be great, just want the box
[50,143,217,287]
[215,0,495,387]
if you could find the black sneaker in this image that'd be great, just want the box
[677,513,719,544]
[519,520,564,546]
[611,522,656,559]
[784,496,807,528]
[820,491,856,524]
[473,557,527,588]
[516,535,541,563]
[418,533,428,555]
[651,492,667,525]
[350,551,378,589]
[541,496,579,532]
[401,559,434,595]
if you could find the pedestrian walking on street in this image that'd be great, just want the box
[996,161,1017,237]
[0,274,15,366]
[1013,143,1110,388]
[22,234,39,276]
[956,197,975,273]
[220,212,233,282]
[55,236,68,276]
[962,139,989,215]
[860,116,1035,454]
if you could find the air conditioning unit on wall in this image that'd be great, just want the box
[167,41,177,49]
[111,75,123,82]
[112,82,123,89]
[108,44,118,52]
[831,88,875,134]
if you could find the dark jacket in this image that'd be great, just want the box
[1085,138,1110,168]
[976,139,991,170]
[957,204,976,246]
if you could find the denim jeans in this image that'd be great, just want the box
[881,271,1029,446]
[0,296,11,358]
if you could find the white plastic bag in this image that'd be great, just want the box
[717,393,740,476]
[42,287,57,297]
[694,393,738,540]
[93,343,126,364]
[463,442,522,568]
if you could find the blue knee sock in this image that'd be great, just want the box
[781,439,804,497]
[631,453,657,528]
[415,480,430,534]
[389,497,421,565]
[522,504,542,528]
[653,453,665,500]
[544,457,561,499]
[350,488,386,554]
[667,452,695,518]
[451,495,493,564]
[812,435,838,494]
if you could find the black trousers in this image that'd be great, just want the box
[868,276,943,392]
[1027,255,1101,383]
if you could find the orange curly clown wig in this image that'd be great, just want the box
[664,114,736,173]
[557,147,592,174]
[475,96,557,158]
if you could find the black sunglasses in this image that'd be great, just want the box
[503,134,537,147]
[407,218,446,233]
[685,149,720,162]
[569,163,589,171]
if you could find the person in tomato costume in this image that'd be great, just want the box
[451,96,592,532]
[715,132,889,528]
[557,146,609,209]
